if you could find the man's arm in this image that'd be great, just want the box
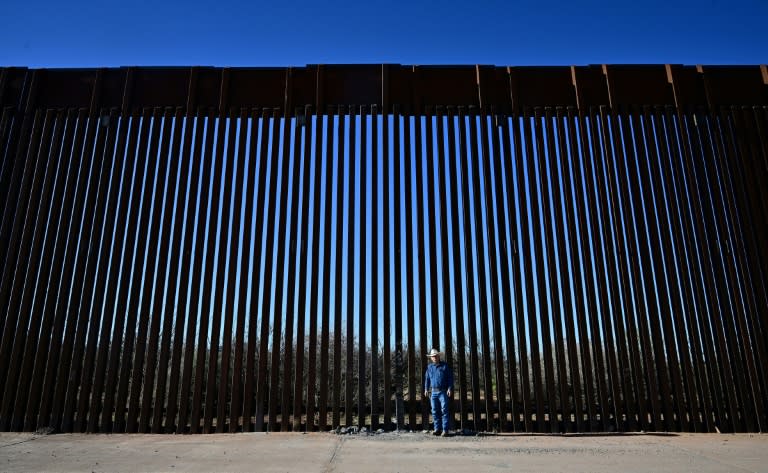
[424,366,431,397]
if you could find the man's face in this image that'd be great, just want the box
[430,355,439,363]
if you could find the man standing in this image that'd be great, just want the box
[423,348,454,436]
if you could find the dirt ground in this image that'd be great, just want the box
[1,431,766,472]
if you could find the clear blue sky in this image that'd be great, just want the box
[2,0,766,67]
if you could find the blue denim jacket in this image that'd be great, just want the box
[424,361,454,392]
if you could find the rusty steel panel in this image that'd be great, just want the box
[558,108,589,432]
[242,108,272,432]
[0,64,766,435]
[178,107,217,433]
[1,108,59,431]
[73,108,123,433]
[292,105,314,431]
[356,106,368,430]
[317,108,333,431]
[510,67,576,111]
[445,108,469,430]
[381,105,391,432]
[467,108,494,431]
[392,106,405,430]
[255,108,283,432]
[152,106,193,432]
[547,109,579,432]
[20,109,79,432]
[369,107,379,431]
[433,108,452,427]
[279,107,302,432]
[305,111,323,432]
[331,107,345,431]
[604,65,675,107]
[234,108,262,432]
[345,106,357,429]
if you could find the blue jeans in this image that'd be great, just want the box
[430,391,450,432]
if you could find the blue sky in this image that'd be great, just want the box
[2,0,766,67]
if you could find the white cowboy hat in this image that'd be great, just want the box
[426,348,442,357]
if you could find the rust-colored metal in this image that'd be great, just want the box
[305,109,324,432]
[381,102,391,432]
[0,64,766,434]
[477,104,506,432]
[332,105,345,430]
[153,81,191,434]
[180,107,217,433]
[293,105,314,431]
[262,106,286,432]
[346,105,357,429]
[245,108,272,431]
[369,105,379,432]
[445,107,469,431]
[414,111,430,431]
[21,108,79,432]
[74,107,123,433]
[357,105,368,429]
[403,110,418,430]
[537,108,565,433]
[140,106,183,433]
[393,105,405,430]
[278,105,303,432]
[128,106,174,434]
[318,106,333,431]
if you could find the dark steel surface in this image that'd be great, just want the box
[457,107,482,431]
[654,106,706,432]
[357,106,368,429]
[549,108,580,432]
[219,109,249,433]
[0,64,766,434]
[260,108,285,432]
[137,108,177,433]
[434,107,453,426]
[414,111,430,431]
[293,105,314,431]
[245,108,272,431]
[382,104,391,433]
[0,109,46,403]
[369,106,379,431]
[332,106,345,430]
[346,106,357,429]
[509,112,533,432]
[21,108,79,432]
[446,107,469,431]
[265,105,293,432]
[521,108,547,432]
[536,108,564,433]
[478,108,506,432]
[99,109,149,432]
[280,107,303,431]
[671,106,727,431]
[559,108,589,432]
[124,108,166,432]
[319,107,333,431]
[50,104,103,433]
[180,108,217,433]
[163,102,203,434]
[393,106,405,430]
[305,110,324,432]
[1,108,59,431]
[499,114,523,432]
[74,107,123,433]
[145,107,186,433]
